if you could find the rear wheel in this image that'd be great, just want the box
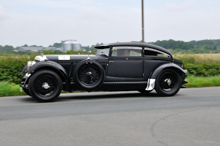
[29,70,62,102]
[155,69,181,96]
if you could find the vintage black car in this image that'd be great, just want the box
[20,42,187,101]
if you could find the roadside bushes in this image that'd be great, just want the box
[185,63,220,77]
[174,54,220,77]
[0,55,35,84]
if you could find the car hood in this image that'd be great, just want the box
[45,55,107,63]
[45,55,99,62]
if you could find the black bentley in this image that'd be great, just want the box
[20,42,187,101]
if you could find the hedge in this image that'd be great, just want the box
[185,63,220,77]
[0,55,35,84]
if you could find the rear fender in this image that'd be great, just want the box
[150,63,187,79]
[145,63,187,91]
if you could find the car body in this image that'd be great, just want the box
[21,42,187,101]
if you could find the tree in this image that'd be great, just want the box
[22,44,28,47]
[4,45,14,51]
[52,43,62,48]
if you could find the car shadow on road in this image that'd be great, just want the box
[56,92,164,101]
[20,91,181,103]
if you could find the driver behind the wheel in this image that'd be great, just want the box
[117,49,130,56]
[123,49,130,56]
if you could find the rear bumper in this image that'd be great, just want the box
[181,80,188,88]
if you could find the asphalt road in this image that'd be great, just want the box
[0,87,220,146]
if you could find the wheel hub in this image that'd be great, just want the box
[164,78,172,86]
[42,82,50,89]
[86,72,92,76]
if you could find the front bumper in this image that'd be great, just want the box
[20,73,31,89]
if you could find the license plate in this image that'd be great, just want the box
[19,87,23,92]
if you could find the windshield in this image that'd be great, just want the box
[96,48,110,56]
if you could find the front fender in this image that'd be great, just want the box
[27,61,68,81]
[150,63,187,79]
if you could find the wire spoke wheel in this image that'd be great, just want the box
[74,61,105,90]
[159,72,177,92]
[29,70,62,102]
[155,69,181,96]
[35,75,56,96]
[79,65,100,86]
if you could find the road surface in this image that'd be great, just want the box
[0,87,220,146]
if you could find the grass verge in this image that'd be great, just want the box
[0,75,220,97]
[0,81,25,96]
[186,75,220,88]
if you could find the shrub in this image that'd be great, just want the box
[185,63,220,77]
[0,55,35,84]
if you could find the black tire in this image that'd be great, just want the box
[74,60,105,91]
[155,69,181,96]
[28,70,62,102]
[23,88,30,96]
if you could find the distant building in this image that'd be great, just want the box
[18,40,82,52]
[18,47,59,52]
[62,40,82,52]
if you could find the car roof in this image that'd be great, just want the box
[95,42,172,57]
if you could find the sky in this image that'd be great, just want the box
[0,0,220,47]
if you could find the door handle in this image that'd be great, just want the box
[109,61,114,63]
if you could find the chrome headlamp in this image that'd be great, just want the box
[34,55,48,62]
[26,53,48,71]
[27,61,36,71]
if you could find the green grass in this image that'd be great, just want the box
[173,54,220,64]
[0,81,25,97]
[1,75,220,97]
[186,75,220,88]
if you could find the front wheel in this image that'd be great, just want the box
[155,69,181,96]
[23,88,30,96]
[28,70,62,102]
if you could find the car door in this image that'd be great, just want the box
[107,46,144,79]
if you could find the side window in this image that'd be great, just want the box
[144,47,170,57]
[111,46,142,57]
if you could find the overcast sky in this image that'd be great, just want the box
[0,0,220,47]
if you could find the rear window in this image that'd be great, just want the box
[144,47,170,58]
